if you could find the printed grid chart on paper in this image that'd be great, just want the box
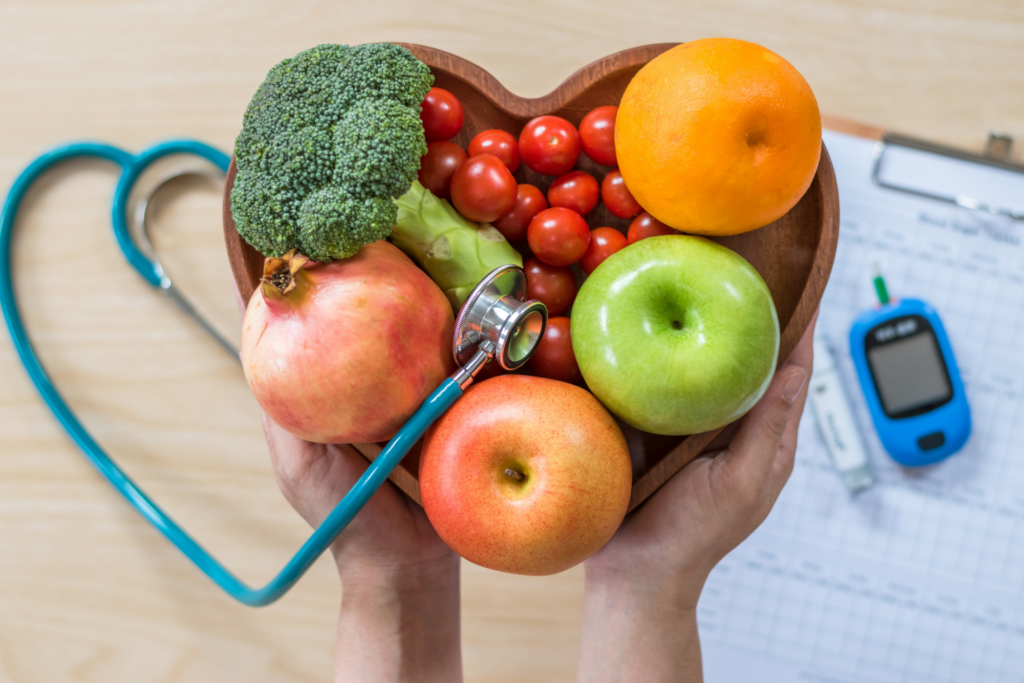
[699,130,1024,683]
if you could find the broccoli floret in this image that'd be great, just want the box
[231,43,433,262]
[334,98,427,198]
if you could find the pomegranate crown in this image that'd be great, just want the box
[261,249,310,297]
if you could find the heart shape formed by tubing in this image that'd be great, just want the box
[3,139,464,605]
[0,141,326,605]
[223,43,841,512]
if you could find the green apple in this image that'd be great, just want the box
[571,235,779,435]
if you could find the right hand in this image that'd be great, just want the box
[585,314,815,600]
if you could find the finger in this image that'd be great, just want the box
[261,412,323,502]
[261,413,369,511]
[720,364,808,488]
[769,308,818,498]
[768,377,811,500]
[702,421,741,455]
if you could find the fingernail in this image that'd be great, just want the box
[781,368,808,404]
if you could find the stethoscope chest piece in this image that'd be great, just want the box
[453,264,547,383]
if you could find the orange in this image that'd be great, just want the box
[615,38,821,236]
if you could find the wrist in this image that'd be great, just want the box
[585,561,709,613]
[578,569,703,683]
[336,555,462,683]
[337,550,460,594]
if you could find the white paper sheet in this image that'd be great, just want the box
[698,130,1024,683]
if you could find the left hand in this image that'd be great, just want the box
[240,245,462,681]
[262,416,455,582]
[262,418,463,683]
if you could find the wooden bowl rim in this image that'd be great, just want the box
[399,42,683,118]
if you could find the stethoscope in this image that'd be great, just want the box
[0,140,547,606]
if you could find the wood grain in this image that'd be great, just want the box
[2,1,1022,681]
[223,43,840,511]
[821,114,886,141]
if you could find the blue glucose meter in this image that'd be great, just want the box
[849,275,971,466]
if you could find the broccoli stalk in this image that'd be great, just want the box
[230,43,433,262]
[393,181,523,310]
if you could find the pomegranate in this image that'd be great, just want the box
[241,241,455,444]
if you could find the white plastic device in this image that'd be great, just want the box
[808,337,874,492]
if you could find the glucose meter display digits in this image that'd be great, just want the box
[866,316,953,418]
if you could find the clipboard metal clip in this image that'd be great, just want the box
[871,132,1024,221]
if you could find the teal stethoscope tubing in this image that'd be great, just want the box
[0,141,463,606]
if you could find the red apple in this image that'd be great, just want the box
[419,375,633,575]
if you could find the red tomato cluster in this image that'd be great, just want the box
[418,89,678,384]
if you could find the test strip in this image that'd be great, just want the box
[809,337,875,492]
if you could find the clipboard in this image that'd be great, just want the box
[697,118,1024,683]
[823,115,1024,220]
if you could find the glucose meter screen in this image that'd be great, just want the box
[868,332,953,417]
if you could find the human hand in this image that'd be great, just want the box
[263,420,462,683]
[577,312,816,682]
[234,270,455,583]
[262,417,455,581]
[236,261,462,681]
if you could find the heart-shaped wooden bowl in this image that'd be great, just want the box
[223,43,839,512]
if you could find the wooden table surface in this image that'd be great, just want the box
[1,1,1021,681]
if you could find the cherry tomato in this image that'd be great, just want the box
[526,317,584,385]
[547,170,599,216]
[450,154,518,223]
[627,211,678,244]
[601,169,642,219]
[527,207,591,267]
[524,257,577,316]
[474,356,520,382]
[469,129,521,173]
[492,184,547,242]
[420,87,464,142]
[579,105,618,167]
[418,141,467,200]
[580,227,628,275]
[519,116,582,176]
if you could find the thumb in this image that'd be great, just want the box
[721,365,808,486]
